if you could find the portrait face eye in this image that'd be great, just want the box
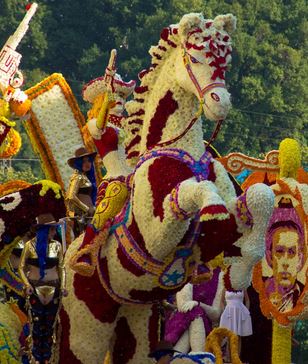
[275,246,285,257]
[288,247,296,258]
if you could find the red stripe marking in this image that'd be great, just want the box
[148,156,193,221]
[146,90,178,150]
[125,135,141,154]
[73,265,120,323]
[113,317,137,363]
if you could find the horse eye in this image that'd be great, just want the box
[211,93,220,102]
[190,55,199,64]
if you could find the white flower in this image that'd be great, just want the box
[0,218,5,240]
[31,84,85,189]
[1,192,22,211]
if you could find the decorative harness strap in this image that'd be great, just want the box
[136,148,213,182]
[103,148,213,293]
[141,51,227,152]
[182,48,226,146]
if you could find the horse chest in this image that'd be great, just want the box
[148,156,194,221]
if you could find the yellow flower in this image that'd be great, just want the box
[279,138,301,179]
[34,180,62,199]
[0,129,21,158]
[0,98,11,119]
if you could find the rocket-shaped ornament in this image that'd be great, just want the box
[0,3,38,98]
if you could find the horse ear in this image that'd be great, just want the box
[178,13,203,43]
[213,14,237,33]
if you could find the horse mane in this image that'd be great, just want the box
[124,25,180,165]
[124,13,236,166]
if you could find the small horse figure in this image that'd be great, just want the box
[61,13,274,364]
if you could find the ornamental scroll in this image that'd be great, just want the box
[217,150,279,175]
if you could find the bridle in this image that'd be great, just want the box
[182,49,226,101]
[146,47,226,151]
[182,48,226,147]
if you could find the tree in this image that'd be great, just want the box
[0,0,307,176]
[0,165,39,184]
[292,321,308,363]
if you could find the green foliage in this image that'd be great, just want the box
[0,0,306,174]
[0,166,38,184]
[292,321,308,363]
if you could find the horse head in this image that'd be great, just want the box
[125,13,236,163]
[175,13,235,121]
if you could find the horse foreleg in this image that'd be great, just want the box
[61,236,120,364]
[225,183,274,290]
[174,178,230,222]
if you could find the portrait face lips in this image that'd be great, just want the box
[278,271,292,287]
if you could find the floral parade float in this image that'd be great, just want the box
[56,13,274,364]
[1,6,303,364]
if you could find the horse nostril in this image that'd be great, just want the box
[210,92,220,102]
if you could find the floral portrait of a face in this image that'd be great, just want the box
[253,182,308,325]
[264,220,305,313]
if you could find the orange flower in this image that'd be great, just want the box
[0,129,22,158]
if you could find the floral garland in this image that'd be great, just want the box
[205,327,242,364]
[0,261,24,295]
[0,180,31,197]
[82,124,103,182]
[218,150,279,176]
[0,99,11,119]
[0,181,31,267]
[0,102,21,158]
[241,168,308,190]
[0,98,26,158]
[63,236,114,364]
[9,97,32,118]
[0,129,22,158]
[245,139,308,364]
[25,73,99,190]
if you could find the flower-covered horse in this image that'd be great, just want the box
[61,13,274,364]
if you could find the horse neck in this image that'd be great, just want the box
[140,53,205,160]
